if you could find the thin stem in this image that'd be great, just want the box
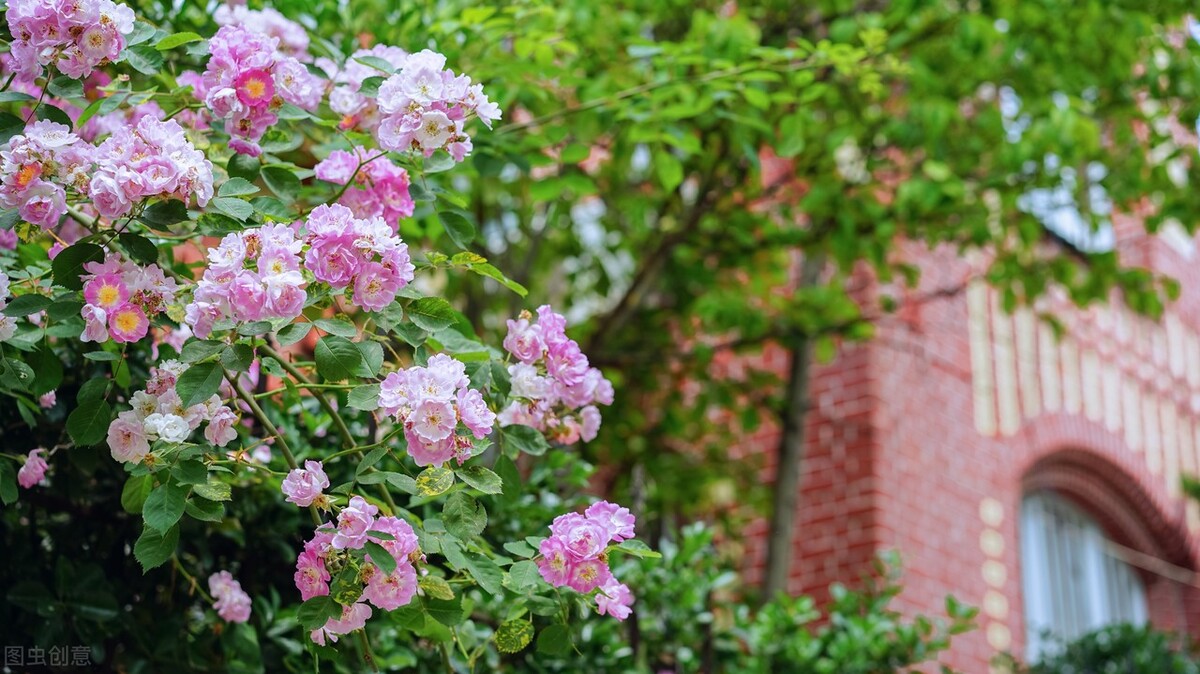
[225,369,322,526]
[172,556,215,603]
[327,151,387,207]
[356,629,380,673]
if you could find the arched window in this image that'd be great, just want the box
[1020,491,1147,660]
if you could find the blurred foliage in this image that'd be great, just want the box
[998,624,1200,674]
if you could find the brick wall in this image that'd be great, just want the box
[740,226,1200,672]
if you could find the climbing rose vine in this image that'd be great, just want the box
[0,0,657,668]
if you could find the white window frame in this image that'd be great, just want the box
[1020,491,1148,661]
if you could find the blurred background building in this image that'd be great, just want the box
[742,217,1200,671]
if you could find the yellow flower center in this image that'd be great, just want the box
[114,310,140,333]
[97,285,120,307]
[243,77,267,100]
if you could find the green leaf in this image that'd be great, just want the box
[218,177,260,198]
[425,596,467,627]
[121,474,154,514]
[353,55,396,73]
[415,466,455,497]
[134,523,179,572]
[47,299,84,320]
[418,575,455,600]
[347,384,380,410]
[502,425,549,456]
[67,398,111,446]
[466,262,528,296]
[180,339,225,363]
[355,340,384,377]
[358,76,385,97]
[27,345,62,395]
[503,540,535,558]
[237,320,272,335]
[297,595,342,630]
[119,233,159,264]
[184,497,225,522]
[438,210,476,250]
[537,625,572,656]
[455,465,503,495]
[175,362,223,408]
[47,76,84,100]
[83,350,119,362]
[2,294,51,316]
[227,154,260,182]
[314,317,357,338]
[506,560,542,593]
[51,243,104,290]
[124,45,165,75]
[261,166,302,203]
[276,322,311,346]
[465,553,504,597]
[407,297,457,332]
[0,461,17,506]
[365,540,397,576]
[139,199,189,228]
[171,459,208,485]
[143,481,188,532]
[212,196,255,221]
[36,104,72,128]
[613,539,661,559]
[655,152,683,192]
[155,31,203,50]
[314,335,362,381]
[193,480,232,502]
[0,113,23,146]
[220,344,254,372]
[0,92,34,103]
[495,619,534,653]
[443,492,487,539]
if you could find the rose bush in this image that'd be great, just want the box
[0,1,658,669]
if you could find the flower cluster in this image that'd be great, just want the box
[209,571,252,623]
[18,448,48,489]
[80,253,179,344]
[213,5,310,59]
[375,49,501,161]
[377,354,495,467]
[0,121,92,228]
[201,25,323,156]
[6,0,135,79]
[89,116,214,218]
[106,361,240,464]
[538,501,636,620]
[295,499,421,645]
[499,306,614,444]
[185,224,307,338]
[302,203,414,310]
[320,45,408,131]
[314,146,414,227]
[282,460,330,508]
[0,271,16,341]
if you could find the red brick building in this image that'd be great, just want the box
[741,217,1200,671]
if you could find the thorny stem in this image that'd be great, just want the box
[356,629,380,673]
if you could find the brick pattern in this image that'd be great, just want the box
[740,229,1200,672]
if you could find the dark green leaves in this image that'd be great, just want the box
[365,540,397,576]
[276,322,311,346]
[314,335,362,381]
[456,465,503,494]
[537,624,572,656]
[123,45,165,75]
[66,398,111,446]
[175,362,224,407]
[143,481,188,532]
[261,166,301,203]
[347,384,380,411]
[218,178,260,198]
[139,199,189,228]
[212,197,255,221]
[298,595,342,630]
[119,233,158,264]
[2,295,51,316]
[155,32,203,50]
[502,425,550,456]
[52,243,104,290]
[438,210,476,249]
[443,492,487,539]
[134,524,179,572]
[47,76,84,100]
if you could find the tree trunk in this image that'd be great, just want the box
[762,254,824,600]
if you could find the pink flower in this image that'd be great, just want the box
[403,428,456,468]
[456,387,495,439]
[209,571,252,623]
[595,578,634,620]
[536,537,573,587]
[18,182,66,228]
[83,274,130,310]
[362,562,417,611]
[351,262,400,310]
[17,448,48,488]
[332,495,378,550]
[38,390,56,409]
[585,501,636,542]
[503,316,544,363]
[107,413,150,463]
[550,512,609,560]
[294,549,330,601]
[107,303,149,343]
[409,399,456,443]
[234,68,275,107]
[281,460,330,507]
[80,304,108,342]
[311,602,372,645]
[371,516,420,561]
[566,557,611,593]
[205,406,239,447]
